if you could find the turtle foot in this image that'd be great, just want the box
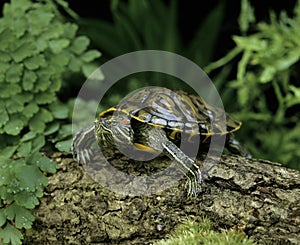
[185,168,203,197]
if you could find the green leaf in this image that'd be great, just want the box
[0,62,10,74]
[29,108,53,133]
[5,98,24,114]
[0,84,21,98]
[112,6,143,50]
[14,191,39,209]
[34,77,52,92]
[0,29,15,51]
[10,16,27,38]
[71,36,90,55]
[14,164,47,192]
[285,85,300,108]
[34,187,44,198]
[68,56,82,72]
[20,131,36,142]
[34,70,52,86]
[5,203,35,229]
[0,72,5,83]
[14,93,33,104]
[55,124,72,141]
[189,1,225,66]
[29,116,45,133]
[31,135,45,152]
[22,103,39,118]
[233,35,267,51]
[17,141,32,157]
[82,63,104,79]
[259,66,276,83]
[4,119,24,136]
[78,18,123,57]
[24,55,46,70]
[26,9,54,35]
[49,103,69,119]
[55,139,72,152]
[0,186,14,204]
[44,122,60,135]
[4,0,31,15]
[0,164,13,186]
[36,155,56,173]
[0,209,6,226]
[238,0,255,33]
[62,23,78,39]
[273,50,300,71]
[11,42,36,63]
[80,50,101,62]
[55,0,78,19]
[0,109,9,127]
[22,70,37,91]
[39,22,64,42]
[237,85,249,106]
[48,78,61,92]
[34,92,56,104]
[0,52,11,63]
[49,39,70,54]
[49,52,70,68]
[39,108,53,123]
[0,223,23,245]
[0,146,18,159]
[6,64,23,83]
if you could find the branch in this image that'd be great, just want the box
[24,152,300,244]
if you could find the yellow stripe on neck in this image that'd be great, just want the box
[134,143,159,154]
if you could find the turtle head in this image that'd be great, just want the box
[94,114,133,147]
[94,117,114,147]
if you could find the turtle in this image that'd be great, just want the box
[72,87,251,196]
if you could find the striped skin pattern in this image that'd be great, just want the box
[72,87,250,196]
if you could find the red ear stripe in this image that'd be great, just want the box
[120,119,130,124]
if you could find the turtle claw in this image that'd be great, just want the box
[185,168,203,197]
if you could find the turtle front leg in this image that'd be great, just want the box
[162,140,203,196]
[226,134,252,158]
[140,125,202,196]
[72,125,96,164]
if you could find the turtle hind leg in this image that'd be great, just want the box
[226,134,252,158]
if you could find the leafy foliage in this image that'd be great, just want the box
[205,0,300,169]
[0,0,100,244]
[78,0,300,170]
[155,218,256,245]
[1,0,297,243]
[78,0,225,107]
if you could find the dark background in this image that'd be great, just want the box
[1,0,299,169]
[1,0,296,60]
[66,0,297,59]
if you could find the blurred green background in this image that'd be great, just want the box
[1,0,299,170]
[68,0,300,170]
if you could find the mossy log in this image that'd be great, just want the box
[24,151,300,244]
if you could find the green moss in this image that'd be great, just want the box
[155,218,256,245]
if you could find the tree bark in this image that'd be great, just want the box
[24,151,300,245]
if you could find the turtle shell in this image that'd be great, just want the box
[99,87,241,141]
